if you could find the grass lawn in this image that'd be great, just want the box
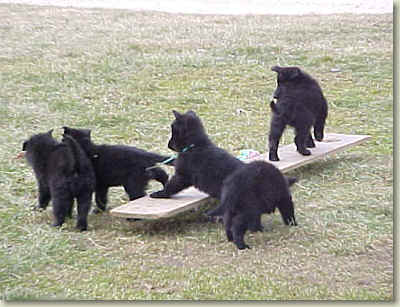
[0,3,393,300]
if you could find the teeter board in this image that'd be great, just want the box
[110,133,370,219]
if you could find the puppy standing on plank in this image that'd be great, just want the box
[151,110,297,249]
[269,66,328,161]
[150,110,243,201]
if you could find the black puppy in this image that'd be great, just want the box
[149,110,244,201]
[268,65,328,161]
[22,130,95,230]
[207,161,297,250]
[150,111,297,246]
[63,127,172,213]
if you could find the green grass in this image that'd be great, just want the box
[0,4,393,301]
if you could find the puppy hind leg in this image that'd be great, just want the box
[314,117,326,141]
[121,181,146,222]
[248,214,264,232]
[51,194,73,228]
[268,116,286,161]
[66,202,74,218]
[294,128,311,156]
[306,132,315,148]
[93,185,108,213]
[124,180,146,201]
[76,192,92,231]
[223,211,234,242]
[232,215,250,250]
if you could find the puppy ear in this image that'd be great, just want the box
[22,141,27,151]
[186,110,197,117]
[47,129,54,136]
[172,110,182,119]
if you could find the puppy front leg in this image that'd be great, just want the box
[93,186,108,213]
[37,181,51,210]
[150,174,191,198]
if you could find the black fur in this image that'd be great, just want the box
[149,110,244,200]
[208,161,297,249]
[23,130,95,230]
[268,65,328,161]
[150,110,297,249]
[63,126,172,212]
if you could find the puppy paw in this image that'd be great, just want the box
[250,226,264,233]
[77,225,88,231]
[286,217,297,226]
[314,132,324,141]
[205,215,219,223]
[92,208,106,214]
[269,154,280,161]
[298,149,311,156]
[306,140,316,148]
[237,243,251,250]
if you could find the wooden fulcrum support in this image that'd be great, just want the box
[110,133,370,220]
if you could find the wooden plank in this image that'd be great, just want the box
[246,133,371,172]
[110,187,210,219]
[110,133,370,219]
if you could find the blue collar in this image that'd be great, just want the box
[180,144,195,153]
[145,144,195,171]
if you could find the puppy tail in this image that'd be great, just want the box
[62,134,82,174]
[206,202,227,217]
